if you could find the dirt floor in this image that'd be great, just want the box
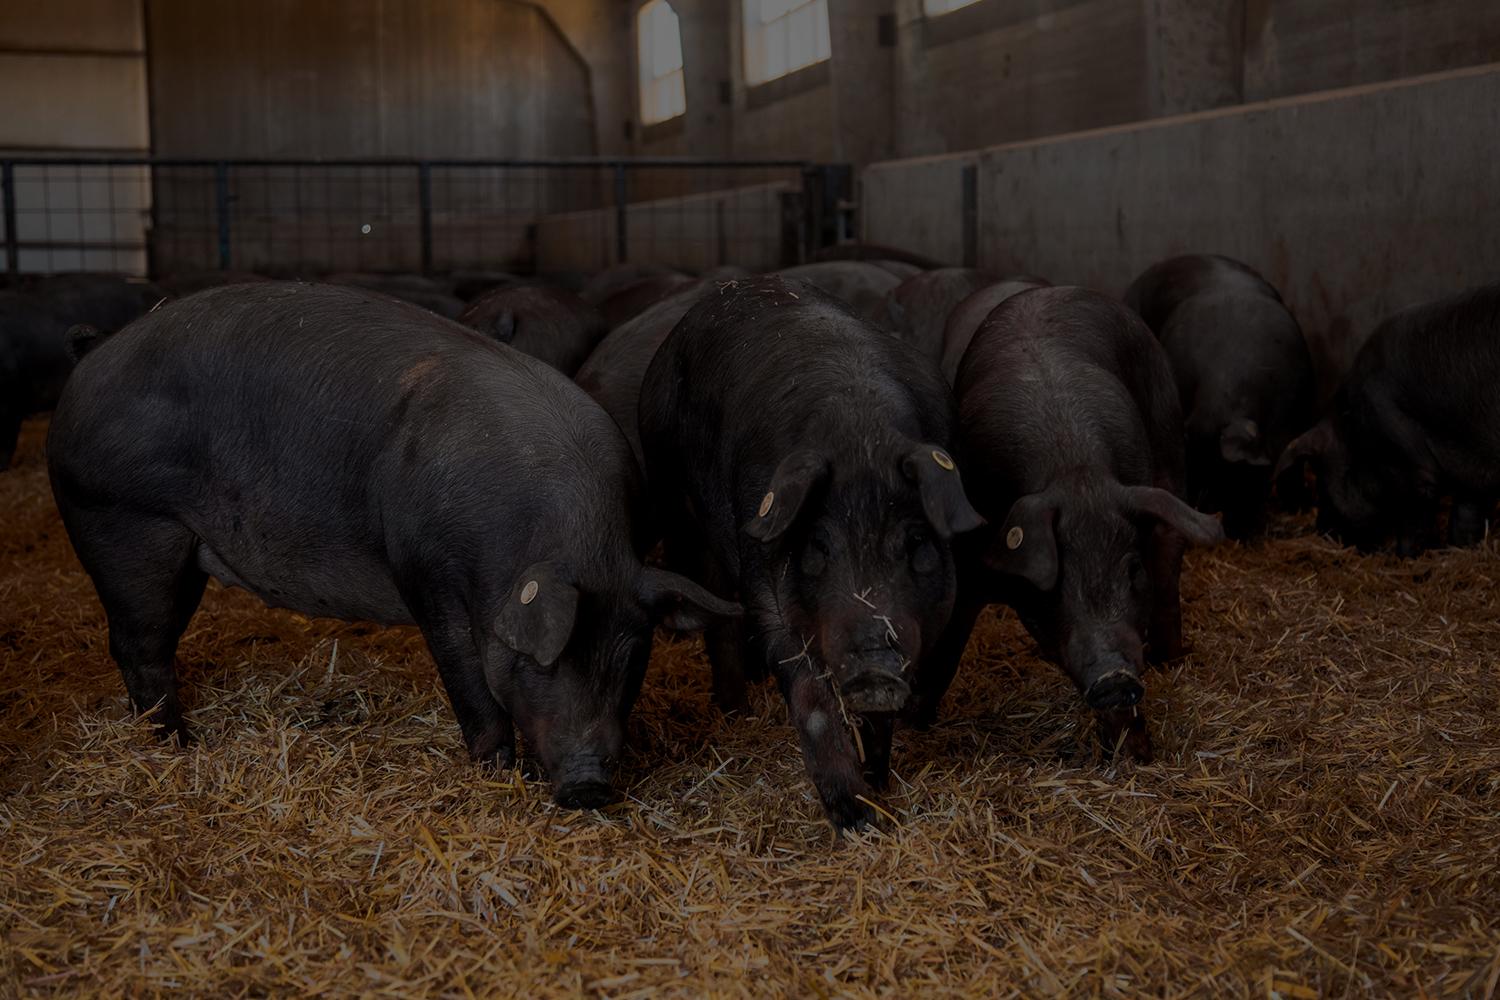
[2,413,1498,999]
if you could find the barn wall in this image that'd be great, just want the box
[863,63,1500,406]
[145,0,601,159]
[1243,0,1500,102]
[636,0,1500,164]
[0,0,149,153]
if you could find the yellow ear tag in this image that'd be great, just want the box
[759,492,775,517]
[520,580,539,604]
[1006,526,1024,549]
[932,450,955,471]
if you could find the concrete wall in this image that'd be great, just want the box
[863,64,1500,406]
[636,0,1500,164]
[146,0,598,159]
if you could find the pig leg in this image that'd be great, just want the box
[1145,524,1187,664]
[778,666,875,831]
[67,513,204,744]
[900,589,986,731]
[1096,707,1153,763]
[857,712,895,791]
[0,405,22,470]
[1447,495,1491,547]
[413,605,514,768]
[663,519,750,713]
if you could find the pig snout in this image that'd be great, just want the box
[550,753,618,810]
[836,648,911,713]
[1082,660,1144,711]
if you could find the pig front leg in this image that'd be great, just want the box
[777,664,876,831]
[857,712,894,791]
[661,506,752,713]
[1145,524,1187,664]
[412,604,515,769]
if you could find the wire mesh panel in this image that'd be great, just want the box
[3,163,152,276]
[2,158,821,282]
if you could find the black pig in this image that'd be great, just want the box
[910,287,1223,759]
[886,267,1000,363]
[938,276,1050,384]
[459,285,608,377]
[574,279,717,475]
[1124,255,1314,537]
[2,274,165,468]
[48,282,737,808]
[638,276,983,829]
[1275,281,1500,554]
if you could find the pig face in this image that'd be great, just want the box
[488,562,738,808]
[1275,422,1386,548]
[743,444,983,713]
[986,481,1222,708]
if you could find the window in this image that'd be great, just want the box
[923,0,982,13]
[742,0,831,87]
[638,0,686,125]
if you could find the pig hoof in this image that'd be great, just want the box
[479,746,516,771]
[554,780,617,810]
[823,792,879,833]
[1084,671,1143,711]
[841,673,911,714]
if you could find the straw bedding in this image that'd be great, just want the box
[2,413,1497,999]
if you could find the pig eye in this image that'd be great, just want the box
[909,531,939,575]
[800,538,828,576]
[1127,555,1148,588]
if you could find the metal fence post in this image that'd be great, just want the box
[214,161,231,270]
[418,163,433,274]
[2,162,17,284]
[961,164,978,269]
[613,162,628,264]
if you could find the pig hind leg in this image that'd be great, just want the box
[68,512,207,744]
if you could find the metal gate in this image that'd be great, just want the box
[0,158,854,280]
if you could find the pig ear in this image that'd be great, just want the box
[1123,487,1225,547]
[743,450,830,542]
[493,309,518,344]
[902,445,985,539]
[983,493,1059,590]
[493,561,579,666]
[637,567,743,632]
[1272,422,1335,480]
[1220,418,1271,466]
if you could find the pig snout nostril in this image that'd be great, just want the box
[554,780,617,811]
[840,671,911,714]
[1085,670,1144,711]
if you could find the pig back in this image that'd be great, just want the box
[955,286,1186,507]
[53,282,639,549]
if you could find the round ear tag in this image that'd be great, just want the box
[931,450,955,471]
[1005,526,1024,549]
[520,580,539,604]
[759,492,775,517]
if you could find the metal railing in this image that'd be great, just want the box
[0,157,853,280]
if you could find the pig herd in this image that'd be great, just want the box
[5,252,1497,831]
